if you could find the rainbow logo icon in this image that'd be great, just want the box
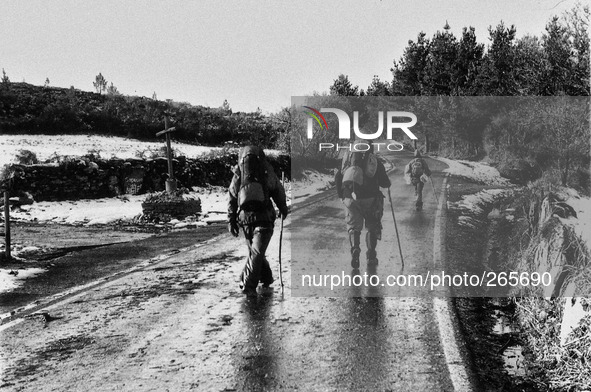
[303,106,329,130]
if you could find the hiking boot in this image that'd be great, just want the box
[239,282,257,296]
[260,277,274,288]
[366,250,378,265]
[242,286,257,296]
[349,231,361,269]
[261,280,273,292]
[260,258,274,287]
[260,285,274,296]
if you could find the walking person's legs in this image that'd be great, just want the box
[348,230,361,269]
[363,197,383,264]
[415,181,424,209]
[260,256,274,287]
[239,225,274,294]
[343,198,363,269]
[365,231,378,263]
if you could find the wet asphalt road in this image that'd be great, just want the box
[0,150,456,391]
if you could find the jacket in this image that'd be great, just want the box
[228,160,288,226]
[405,157,431,179]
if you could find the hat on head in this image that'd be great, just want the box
[239,145,265,160]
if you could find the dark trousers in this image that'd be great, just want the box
[240,225,274,290]
[413,179,424,206]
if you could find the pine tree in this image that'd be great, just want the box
[93,73,108,95]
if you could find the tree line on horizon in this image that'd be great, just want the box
[0,77,284,149]
[330,4,589,97]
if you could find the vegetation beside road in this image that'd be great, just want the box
[446,173,591,391]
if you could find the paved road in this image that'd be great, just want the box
[0,150,456,391]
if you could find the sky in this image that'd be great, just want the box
[0,0,579,114]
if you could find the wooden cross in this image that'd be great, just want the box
[156,114,177,193]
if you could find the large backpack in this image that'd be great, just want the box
[341,150,378,195]
[410,158,424,178]
[237,146,268,212]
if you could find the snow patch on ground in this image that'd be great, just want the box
[456,215,480,229]
[292,170,334,202]
[11,246,42,259]
[439,156,590,250]
[0,268,46,293]
[10,196,145,225]
[0,134,282,167]
[6,180,294,228]
[438,157,511,186]
[442,156,591,266]
[8,188,230,226]
[0,135,219,166]
[439,157,515,228]
[448,189,512,216]
[558,188,591,250]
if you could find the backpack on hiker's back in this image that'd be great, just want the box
[237,146,269,212]
[341,150,378,195]
[409,158,424,178]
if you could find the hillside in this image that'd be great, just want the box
[0,82,285,148]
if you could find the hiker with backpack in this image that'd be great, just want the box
[227,146,289,296]
[405,150,431,211]
[335,144,391,268]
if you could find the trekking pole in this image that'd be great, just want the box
[387,188,404,268]
[4,191,10,261]
[279,172,285,293]
[429,176,439,206]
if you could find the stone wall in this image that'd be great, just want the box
[8,153,290,202]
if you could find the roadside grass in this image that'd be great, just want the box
[512,184,591,392]
[516,297,591,392]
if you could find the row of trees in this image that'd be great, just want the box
[330,5,588,97]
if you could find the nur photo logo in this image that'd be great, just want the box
[303,105,418,152]
[303,106,329,131]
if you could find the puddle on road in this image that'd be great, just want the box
[503,346,525,377]
[486,206,527,379]
[491,298,526,377]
